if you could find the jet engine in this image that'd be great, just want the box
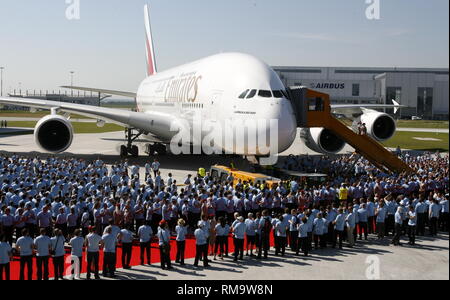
[353,111,396,142]
[34,115,74,153]
[300,127,346,155]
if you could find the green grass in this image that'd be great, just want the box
[396,120,449,129]
[382,131,449,152]
[340,119,449,129]
[7,121,124,134]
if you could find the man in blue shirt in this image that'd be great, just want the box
[102,227,118,278]
[257,210,272,259]
[358,203,369,240]
[0,233,12,281]
[385,196,397,236]
[33,228,52,280]
[157,220,172,270]
[429,199,441,236]
[439,194,449,232]
[0,208,14,246]
[194,222,209,268]
[415,197,427,236]
[15,228,34,280]
[232,216,246,262]
[332,209,345,249]
[391,207,404,246]
[376,201,387,240]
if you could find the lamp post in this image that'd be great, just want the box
[70,71,75,96]
[0,67,4,97]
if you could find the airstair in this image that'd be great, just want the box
[287,87,414,174]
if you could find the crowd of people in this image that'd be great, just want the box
[0,151,448,280]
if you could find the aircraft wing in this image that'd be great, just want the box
[0,96,174,140]
[60,85,137,98]
[331,100,405,114]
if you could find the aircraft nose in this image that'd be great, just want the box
[277,99,297,152]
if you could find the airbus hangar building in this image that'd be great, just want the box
[273,66,449,120]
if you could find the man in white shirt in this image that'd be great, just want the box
[102,226,118,278]
[392,207,404,246]
[138,221,153,266]
[37,205,53,236]
[34,228,52,280]
[69,229,84,280]
[429,199,441,236]
[0,234,12,280]
[232,216,246,262]
[194,222,209,268]
[1,208,14,246]
[85,226,103,280]
[120,225,134,269]
[151,159,160,178]
[13,228,33,280]
[407,206,417,246]
[51,229,66,280]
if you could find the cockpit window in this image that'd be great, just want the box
[281,90,290,100]
[258,90,272,98]
[272,90,283,98]
[246,89,257,99]
[238,89,249,99]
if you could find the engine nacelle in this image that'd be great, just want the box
[300,127,346,155]
[34,115,74,153]
[353,111,396,142]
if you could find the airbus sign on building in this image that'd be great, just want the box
[274,66,449,120]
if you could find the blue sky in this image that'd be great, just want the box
[0,0,448,94]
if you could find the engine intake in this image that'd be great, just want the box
[34,115,74,153]
[354,112,396,142]
[300,127,346,155]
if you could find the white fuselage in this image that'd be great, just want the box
[136,52,297,155]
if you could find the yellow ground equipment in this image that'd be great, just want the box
[210,165,281,188]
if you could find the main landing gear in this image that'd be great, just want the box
[145,143,168,156]
[120,128,144,158]
[120,128,169,158]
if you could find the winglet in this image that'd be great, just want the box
[392,99,400,114]
[144,4,157,77]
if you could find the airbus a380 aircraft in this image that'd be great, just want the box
[0,5,401,160]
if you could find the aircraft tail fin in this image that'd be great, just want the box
[144,4,157,76]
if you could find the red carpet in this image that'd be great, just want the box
[8,234,274,280]
[8,223,375,280]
